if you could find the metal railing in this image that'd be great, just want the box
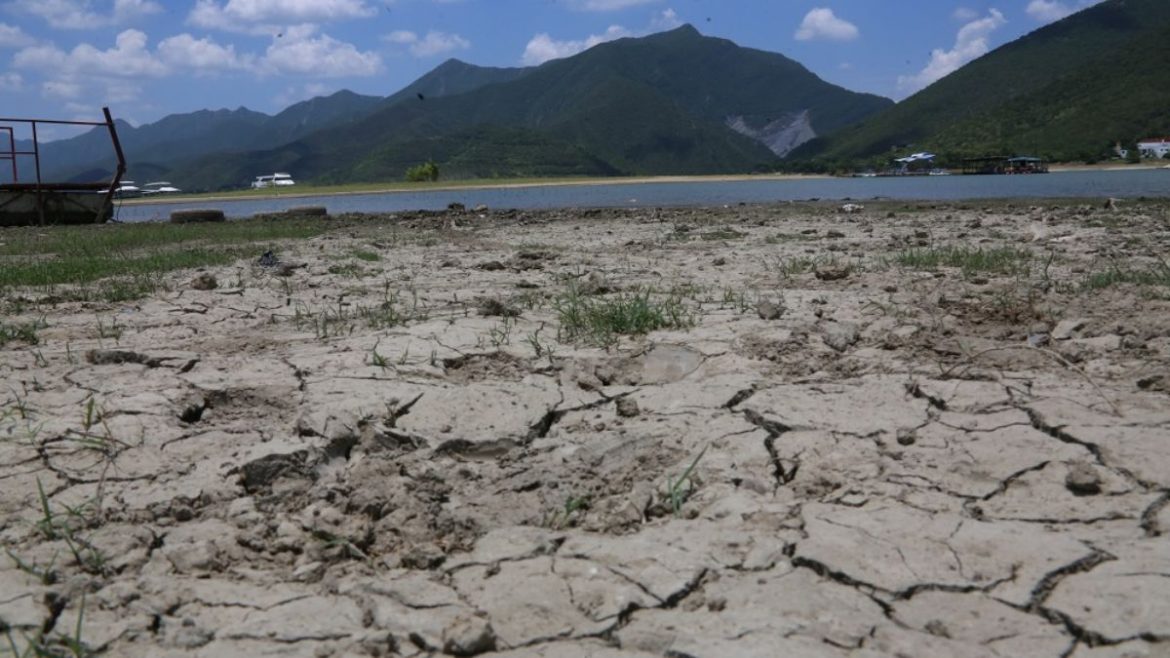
[0,107,125,224]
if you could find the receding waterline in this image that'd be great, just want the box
[114,169,1170,223]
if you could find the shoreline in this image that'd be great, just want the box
[121,173,831,207]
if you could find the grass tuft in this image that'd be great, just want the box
[892,246,1032,276]
[553,286,695,346]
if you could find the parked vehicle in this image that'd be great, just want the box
[251,173,295,189]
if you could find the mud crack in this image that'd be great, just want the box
[742,408,797,488]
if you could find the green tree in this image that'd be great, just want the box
[405,160,439,182]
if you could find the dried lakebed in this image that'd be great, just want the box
[1,202,1168,657]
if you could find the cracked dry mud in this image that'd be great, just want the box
[2,201,1169,657]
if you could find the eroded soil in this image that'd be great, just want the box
[2,201,1169,657]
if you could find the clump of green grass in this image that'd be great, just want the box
[553,286,695,346]
[893,246,1032,276]
[1080,262,1170,291]
[0,317,46,347]
[0,218,330,302]
[351,249,381,262]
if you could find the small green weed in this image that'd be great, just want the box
[1079,262,1170,291]
[553,286,695,346]
[0,317,46,347]
[893,246,1033,276]
[666,445,708,517]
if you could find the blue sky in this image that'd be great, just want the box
[0,0,1104,138]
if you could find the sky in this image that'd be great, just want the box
[0,0,1106,139]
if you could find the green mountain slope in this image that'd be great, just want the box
[797,0,1170,163]
[172,25,891,189]
[382,58,534,106]
[38,90,384,183]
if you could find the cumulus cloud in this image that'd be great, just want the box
[0,22,36,48]
[520,7,680,65]
[262,28,381,77]
[897,8,1005,93]
[522,25,629,65]
[158,33,252,72]
[188,0,375,32]
[650,8,681,31]
[1026,0,1104,23]
[795,8,859,42]
[7,0,161,30]
[14,29,168,77]
[0,71,22,91]
[384,30,470,57]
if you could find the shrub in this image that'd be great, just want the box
[405,160,440,182]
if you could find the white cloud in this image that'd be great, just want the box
[897,9,1005,93]
[522,25,629,65]
[520,6,681,66]
[114,0,163,21]
[42,79,81,98]
[0,22,35,48]
[7,0,161,30]
[795,8,859,42]
[650,8,681,31]
[14,29,168,78]
[0,71,22,91]
[384,29,470,58]
[188,0,375,32]
[1026,0,1104,23]
[158,33,252,72]
[262,29,381,77]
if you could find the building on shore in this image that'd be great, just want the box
[1137,138,1170,159]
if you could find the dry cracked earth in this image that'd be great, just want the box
[2,201,1169,657]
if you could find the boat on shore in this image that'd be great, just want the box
[141,181,181,195]
[252,173,295,189]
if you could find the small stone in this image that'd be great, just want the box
[1027,333,1050,347]
[822,323,859,353]
[1052,318,1088,340]
[826,230,846,239]
[712,257,727,266]
[442,615,496,657]
[839,203,864,214]
[1065,463,1103,496]
[1137,374,1167,392]
[190,273,218,290]
[814,264,851,281]
[615,397,640,418]
[896,430,916,446]
[476,260,506,271]
[756,299,785,320]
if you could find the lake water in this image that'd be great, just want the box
[114,169,1169,223]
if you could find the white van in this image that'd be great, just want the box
[251,173,295,189]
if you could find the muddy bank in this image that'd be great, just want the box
[2,201,1168,657]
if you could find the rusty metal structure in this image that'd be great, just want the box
[0,106,126,226]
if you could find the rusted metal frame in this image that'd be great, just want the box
[0,126,14,182]
[101,107,125,223]
[0,109,123,225]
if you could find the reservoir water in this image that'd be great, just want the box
[115,169,1169,223]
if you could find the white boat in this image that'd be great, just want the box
[140,181,181,195]
[101,180,141,199]
[251,173,295,189]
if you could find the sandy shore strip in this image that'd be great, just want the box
[1,200,1168,656]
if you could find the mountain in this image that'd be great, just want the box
[169,25,892,189]
[796,0,1170,164]
[382,58,534,107]
[32,90,384,183]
